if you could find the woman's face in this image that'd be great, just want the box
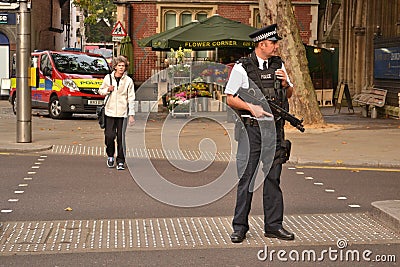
[115,62,126,76]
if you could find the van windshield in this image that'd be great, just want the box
[51,53,110,75]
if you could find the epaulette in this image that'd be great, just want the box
[236,57,251,65]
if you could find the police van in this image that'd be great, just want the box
[9,50,110,119]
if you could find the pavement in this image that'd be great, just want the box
[0,99,399,234]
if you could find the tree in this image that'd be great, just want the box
[259,0,325,125]
[73,0,116,26]
[86,20,113,43]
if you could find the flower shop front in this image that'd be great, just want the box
[166,58,230,116]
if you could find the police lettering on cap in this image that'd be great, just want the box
[249,24,282,43]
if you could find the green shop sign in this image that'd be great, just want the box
[183,40,254,49]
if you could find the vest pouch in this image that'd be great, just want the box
[273,139,291,165]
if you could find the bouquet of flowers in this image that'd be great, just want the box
[167,91,190,111]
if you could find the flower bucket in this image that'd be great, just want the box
[198,97,209,112]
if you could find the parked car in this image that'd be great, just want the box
[9,50,110,119]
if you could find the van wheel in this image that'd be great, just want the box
[49,96,71,119]
[11,94,17,115]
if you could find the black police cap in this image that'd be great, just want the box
[249,24,282,42]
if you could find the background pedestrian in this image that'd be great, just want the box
[99,55,136,170]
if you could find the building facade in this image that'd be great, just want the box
[0,0,71,98]
[114,0,319,83]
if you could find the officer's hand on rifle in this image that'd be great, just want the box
[247,103,273,119]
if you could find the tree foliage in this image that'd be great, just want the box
[73,0,116,25]
[86,21,112,43]
[259,0,325,125]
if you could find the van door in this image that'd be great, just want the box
[36,53,53,108]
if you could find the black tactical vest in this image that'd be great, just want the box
[237,52,288,115]
[237,52,288,145]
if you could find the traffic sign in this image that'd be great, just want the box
[0,1,19,9]
[111,21,127,37]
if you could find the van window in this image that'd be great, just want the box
[51,52,109,75]
[40,54,53,77]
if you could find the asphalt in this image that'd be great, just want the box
[0,99,399,234]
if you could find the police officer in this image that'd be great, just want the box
[225,24,294,243]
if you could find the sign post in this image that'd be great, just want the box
[16,0,31,142]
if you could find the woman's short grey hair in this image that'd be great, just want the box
[112,55,129,69]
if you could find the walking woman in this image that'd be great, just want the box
[99,56,135,170]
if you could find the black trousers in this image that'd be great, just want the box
[232,124,284,234]
[104,115,126,164]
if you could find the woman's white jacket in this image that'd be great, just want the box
[98,71,136,117]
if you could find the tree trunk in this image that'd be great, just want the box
[260,0,325,125]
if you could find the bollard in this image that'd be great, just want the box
[371,106,378,119]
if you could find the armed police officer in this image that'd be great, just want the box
[225,24,295,243]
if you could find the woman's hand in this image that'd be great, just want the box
[128,115,135,126]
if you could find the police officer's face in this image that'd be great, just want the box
[259,40,279,59]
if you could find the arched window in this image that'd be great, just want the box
[255,12,262,29]
[165,11,177,30]
[196,12,207,22]
[0,32,9,45]
[181,12,192,25]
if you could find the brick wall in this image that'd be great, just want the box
[217,5,252,24]
[293,5,313,44]
[31,0,63,50]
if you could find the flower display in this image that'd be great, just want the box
[194,62,230,85]
[168,47,192,64]
[167,95,189,111]
[167,82,212,111]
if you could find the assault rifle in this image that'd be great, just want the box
[236,87,305,132]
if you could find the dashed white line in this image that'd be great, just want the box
[1,210,13,213]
